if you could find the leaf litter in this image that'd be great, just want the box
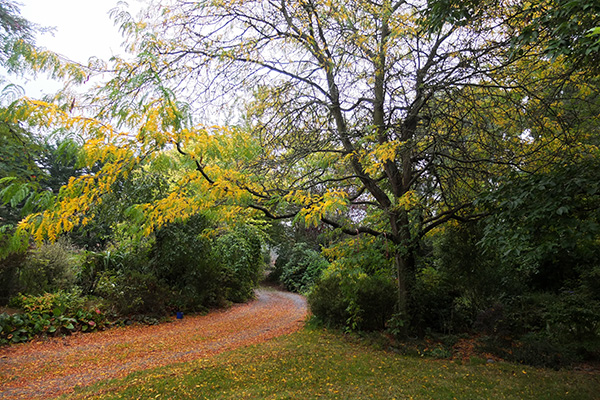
[0,288,307,400]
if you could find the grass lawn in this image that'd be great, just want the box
[63,328,599,400]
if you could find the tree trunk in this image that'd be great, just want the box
[390,210,416,335]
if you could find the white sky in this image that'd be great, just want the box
[16,0,146,97]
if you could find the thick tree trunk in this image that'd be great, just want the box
[390,208,417,336]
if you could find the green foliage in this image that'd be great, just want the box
[17,239,79,295]
[277,242,329,294]
[408,265,463,335]
[81,228,170,317]
[0,246,25,304]
[37,138,86,195]
[512,0,600,71]
[472,289,600,368]
[323,236,394,277]
[0,0,36,73]
[352,274,398,331]
[307,273,348,329]
[545,291,600,343]
[96,270,171,317]
[75,215,265,317]
[10,289,86,315]
[479,159,600,291]
[1,290,106,345]
[0,134,88,262]
[213,224,265,303]
[266,220,330,284]
[78,248,124,295]
[433,222,519,298]
[67,166,170,251]
[308,236,398,331]
[0,312,32,344]
[308,269,397,332]
[415,210,600,365]
[147,215,264,311]
[408,222,522,335]
[151,213,225,310]
[508,333,580,370]
[421,0,489,31]
[0,122,47,225]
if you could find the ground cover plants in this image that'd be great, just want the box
[0,291,106,345]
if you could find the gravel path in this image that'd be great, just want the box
[0,287,307,399]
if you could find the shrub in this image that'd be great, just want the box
[308,269,397,332]
[545,291,600,343]
[473,290,600,368]
[279,243,329,294]
[150,214,229,309]
[269,244,292,283]
[18,239,79,295]
[408,265,463,335]
[214,225,265,303]
[96,270,171,317]
[509,333,579,369]
[77,250,120,295]
[307,273,348,328]
[0,313,34,344]
[353,274,397,331]
[0,250,26,305]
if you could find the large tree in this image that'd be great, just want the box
[9,0,595,322]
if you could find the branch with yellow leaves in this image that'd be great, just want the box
[174,141,214,185]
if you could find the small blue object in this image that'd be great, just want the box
[176,311,183,319]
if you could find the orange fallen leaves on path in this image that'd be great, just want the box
[0,287,307,400]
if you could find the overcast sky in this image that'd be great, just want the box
[17,0,145,97]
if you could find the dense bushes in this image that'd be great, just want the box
[0,239,79,302]
[0,213,267,346]
[214,224,264,302]
[309,270,397,331]
[151,214,226,310]
[307,273,348,327]
[78,216,266,316]
[472,290,600,368]
[0,249,25,304]
[96,270,172,317]
[307,236,397,331]
[85,218,266,316]
[303,216,600,368]
[412,220,600,367]
[275,243,329,294]
[19,239,79,295]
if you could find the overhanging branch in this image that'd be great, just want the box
[321,217,385,238]
[175,141,215,185]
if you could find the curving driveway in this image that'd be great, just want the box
[0,287,307,399]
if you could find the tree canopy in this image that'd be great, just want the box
[2,0,599,326]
